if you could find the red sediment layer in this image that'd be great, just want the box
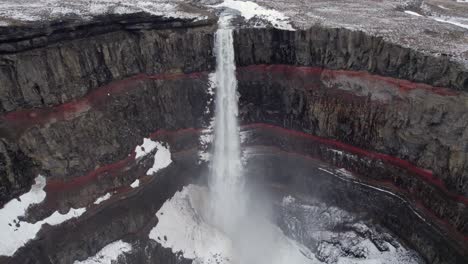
[44,127,203,192]
[45,153,136,192]
[243,123,468,206]
[253,145,468,243]
[149,127,201,142]
[1,72,207,135]
[44,123,468,206]
[239,64,460,96]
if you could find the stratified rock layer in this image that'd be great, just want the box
[0,12,467,264]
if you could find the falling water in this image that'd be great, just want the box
[207,15,316,264]
[209,15,245,236]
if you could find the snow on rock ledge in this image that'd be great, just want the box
[93,193,112,205]
[212,0,294,30]
[134,138,172,176]
[0,0,203,26]
[73,240,132,264]
[0,175,86,257]
[148,185,316,264]
[130,179,140,188]
[135,138,159,159]
[146,142,172,176]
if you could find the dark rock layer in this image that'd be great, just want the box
[236,64,468,199]
[0,13,215,113]
[1,147,203,264]
[0,74,211,205]
[234,27,468,91]
[0,13,216,203]
[0,13,467,264]
[243,145,468,264]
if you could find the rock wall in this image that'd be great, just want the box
[234,27,468,91]
[0,14,216,204]
[0,14,215,113]
[0,16,467,263]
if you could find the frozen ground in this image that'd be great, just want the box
[0,1,467,67]
[149,184,423,264]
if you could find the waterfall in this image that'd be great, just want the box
[206,15,315,264]
[209,16,245,236]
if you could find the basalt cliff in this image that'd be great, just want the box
[0,2,468,264]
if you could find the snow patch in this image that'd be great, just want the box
[0,175,46,228]
[130,179,140,188]
[0,206,85,256]
[73,240,132,264]
[150,185,317,264]
[0,0,202,25]
[149,185,232,262]
[135,138,158,159]
[146,142,172,175]
[213,0,294,30]
[403,9,468,29]
[432,17,468,29]
[404,11,422,17]
[93,193,111,205]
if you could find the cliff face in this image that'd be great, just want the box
[0,13,468,264]
[232,27,468,263]
[0,14,215,113]
[234,27,468,91]
[0,14,215,204]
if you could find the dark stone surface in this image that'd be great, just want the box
[234,27,468,91]
[0,75,212,206]
[236,65,468,198]
[1,148,203,264]
[243,146,468,264]
[0,13,216,113]
[0,12,466,264]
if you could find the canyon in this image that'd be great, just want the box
[0,1,468,264]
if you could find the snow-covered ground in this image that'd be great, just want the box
[146,141,172,175]
[149,185,423,264]
[73,240,132,264]
[93,192,112,205]
[279,196,423,264]
[0,0,201,25]
[0,175,86,256]
[134,138,173,175]
[149,185,316,264]
[130,179,140,188]
[212,0,294,30]
[404,9,468,29]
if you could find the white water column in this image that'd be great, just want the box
[209,16,245,236]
